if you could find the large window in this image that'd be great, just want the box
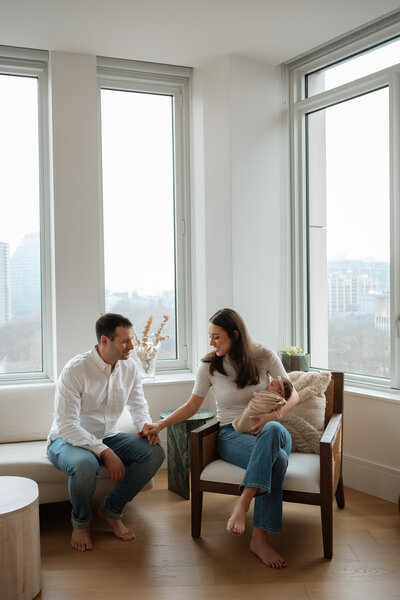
[98,59,191,371]
[0,49,50,382]
[289,25,400,389]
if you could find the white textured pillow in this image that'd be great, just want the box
[281,370,332,454]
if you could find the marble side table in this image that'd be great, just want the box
[160,408,215,499]
[0,476,41,599]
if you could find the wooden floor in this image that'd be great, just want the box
[37,470,400,600]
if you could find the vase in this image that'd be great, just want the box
[134,343,160,380]
[279,352,310,372]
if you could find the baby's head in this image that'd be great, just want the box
[267,376,293,400]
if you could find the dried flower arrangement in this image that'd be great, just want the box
[133,315,169,377]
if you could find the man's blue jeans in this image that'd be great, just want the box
[48,433,165,529]
[217,422,292,532]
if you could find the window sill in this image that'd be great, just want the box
[344,383,400,404]
[142,371,196,387]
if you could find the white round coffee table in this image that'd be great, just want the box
[0,476,41,599]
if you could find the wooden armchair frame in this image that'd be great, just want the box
[190,371,344,559]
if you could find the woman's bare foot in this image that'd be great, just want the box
[227,502,247,536]
[227,487,258,536]
[71,528,93,552]
[250,527,287,569]
[97,507,135,541]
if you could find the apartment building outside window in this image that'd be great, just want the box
[98,58,192,372]
[0,47,51,382]
[288,18,400,389]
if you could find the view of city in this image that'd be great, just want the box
[0,229,390,377]
[0,232,42,374]
[105,290,176,360]
[0,229,177,374]
[325,258,390,378]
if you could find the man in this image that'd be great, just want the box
[47,313,164,552]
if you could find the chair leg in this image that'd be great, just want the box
[335,475,345,509]
[191,489,203,538]
[320,500,333,559]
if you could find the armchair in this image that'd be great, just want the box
[190,371,344,559]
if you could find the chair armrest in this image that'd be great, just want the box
[190,418,220,474]
[320,413,343,494]
[191,417,219,437]
[320,413,342,447]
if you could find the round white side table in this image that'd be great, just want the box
[0,476,41,599]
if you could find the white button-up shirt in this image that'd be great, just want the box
[48,346,151,457]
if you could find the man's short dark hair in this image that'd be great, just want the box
[95,313,133,343]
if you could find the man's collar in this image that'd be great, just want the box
[91,345,119,373]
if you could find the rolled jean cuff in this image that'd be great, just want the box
[100,499,123,520]
[253,520,282,533]
[240,481,270,496]
[71,515,91,529]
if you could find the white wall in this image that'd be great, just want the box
[230,56,291,349]
[343,390,400,503]
[50,52,103,374]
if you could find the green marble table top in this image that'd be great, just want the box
[160,408,215,421]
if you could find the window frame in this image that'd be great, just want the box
[0,46,52,384]
[287,22,400,390]
[97,58,192,373]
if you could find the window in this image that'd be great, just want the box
[0,48,51,382]
[289,21,400,389]
[98,59,191,371]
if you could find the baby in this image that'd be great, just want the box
[233,376,293,434]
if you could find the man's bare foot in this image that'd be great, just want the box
[97,507,135,541]
[227,502,247,536]
[250,527,287,569]
[71,528,93,552]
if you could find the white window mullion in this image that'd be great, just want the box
[390,73,400,389]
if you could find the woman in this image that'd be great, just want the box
[141,308,299,569]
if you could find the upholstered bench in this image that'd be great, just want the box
[0,383,152,505]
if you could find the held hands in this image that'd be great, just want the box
[139,422,162,446]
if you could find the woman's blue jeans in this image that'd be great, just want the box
[48,433,165,529]
[217,422,292,532]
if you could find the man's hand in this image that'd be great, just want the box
[102,448,125,482]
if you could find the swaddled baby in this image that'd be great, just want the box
[233,376,293,434]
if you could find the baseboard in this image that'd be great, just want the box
[343,453,400,503]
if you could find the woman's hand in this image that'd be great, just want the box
[248,407,284,435]
[140,421,162,439]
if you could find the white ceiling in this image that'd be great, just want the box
[1,0,400,67]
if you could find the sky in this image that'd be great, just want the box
[2,38,399,296]
[0,75,40,254]
[308,38,398,263]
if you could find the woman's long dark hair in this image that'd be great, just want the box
[202,308,259,389]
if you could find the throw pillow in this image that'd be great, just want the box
[281,370,332,454]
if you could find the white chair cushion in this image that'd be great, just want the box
[200,452,320,494]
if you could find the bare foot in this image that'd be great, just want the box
[71,528,93,552]
[227,502,247,536]
[97,507,135,541]
[250,527,287,569]
[227,487,258,536]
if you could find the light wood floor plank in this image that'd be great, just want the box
[35,470,400,599]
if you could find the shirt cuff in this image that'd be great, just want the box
[89,442,109,458]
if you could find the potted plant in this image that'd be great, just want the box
[279,345,310,372]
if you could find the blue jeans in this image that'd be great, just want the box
[217,422,292,532]
[48,433,165,529]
